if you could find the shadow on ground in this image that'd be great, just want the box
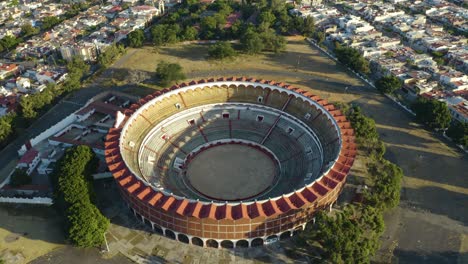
[393,249,466,264]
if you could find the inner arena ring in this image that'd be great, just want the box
[105,77,357,248]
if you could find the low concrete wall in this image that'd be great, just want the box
[0,196,53,205]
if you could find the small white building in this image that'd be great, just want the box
[17,148,40,175]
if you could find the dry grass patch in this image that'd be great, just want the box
[0,205,64,263]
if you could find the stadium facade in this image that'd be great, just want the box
[105,77,356,248]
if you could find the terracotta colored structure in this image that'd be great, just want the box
[104,77,356,248]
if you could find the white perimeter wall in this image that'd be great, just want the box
[18,113,78,156]
[0,196,53,205]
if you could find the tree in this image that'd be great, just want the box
[260,29,286,53]
[67,202,109,247]
[313,31,325,44]
[259,11,275,28]
[165,24,181,44]
[375,75,402,94]
[200,16,218,39]
[20,96,38,119]
[127,29,145,48]
[151,24,167,46]
[335,44,370,74]
[240,30,264,54]
[0,113,16,144]
[8,0,19,7]
[52,145,107,248]
[0,35,19,50]
[412,98,452,129]
[208,41,237,60]
[20,23,39,37]
[97,44,125,68]
[52,145,98,209]
[121,3,130,10]
[346,106,378,141]
[41,16,61,30]
[300,207,381,263]
[10,169,32,187]
[446,122,468,148]
[365,160,403,210]
[302,16,316,37]
[155,61,185,86]
[182,26,198,41]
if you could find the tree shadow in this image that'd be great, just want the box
[392,249,466,264]
[400,185,468,225]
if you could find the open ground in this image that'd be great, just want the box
[1,38,467,263]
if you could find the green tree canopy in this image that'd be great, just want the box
[365,160,403,210]
[8,0,19,7]
[335,44,370,74]
[97,44,125,68]
[259,11,276,27]
[300,206,382,263]
[302,16,316,37]
[41,16,62,30]
[67,202,110,247]
[346,106,378,141]
[260,29,286,53]
[182,26,198,41]
[19,85,58,119]
[128,29,145,48]
[0,35,20,50]
[240,30,264,54]
[150,24,167,46]
[0,113,16,144]
[20,23,39,37]
[52,145,106,247]
[150,24,182,46]
[446,121,468,148]
[208,41,237,60]
[412,98,452,129]
[155,61,186,86]
[376,75,402,94]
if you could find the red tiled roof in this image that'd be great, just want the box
[19,148,39,164]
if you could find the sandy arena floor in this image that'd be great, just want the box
[186,144,277,201]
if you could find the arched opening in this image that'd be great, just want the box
[206,239,219,248]
[265,235,278,244]
[164,229,176,240]
[153,224,163,235]
[280,231,292,240]
[251,238,264,247]
[220,240,234,249]
[135,212,142,219]
[177,234,189,244]
[191,237,204,247]
[143,218,151,227]
[293,226,303,236]
[236,240,249,248]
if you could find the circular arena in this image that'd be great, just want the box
[105,77,356,248]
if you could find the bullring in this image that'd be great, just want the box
[104,77,356,248]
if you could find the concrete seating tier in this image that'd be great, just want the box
[119,85,342,203]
